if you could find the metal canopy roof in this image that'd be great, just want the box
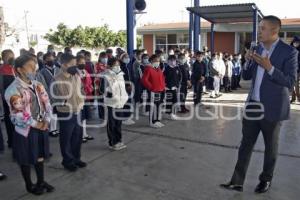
[187,3,264,24]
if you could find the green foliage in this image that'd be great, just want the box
[44,23,129,49]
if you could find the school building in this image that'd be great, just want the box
[137,18,300,54]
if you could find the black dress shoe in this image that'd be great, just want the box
[84,135,94,140]
[63,164,78,172]
[220,182,243,192]
[49,131,59,137]
[26,184,44,195]
[40,181,55,193]
[75,161,87,168]
[255,181,271,194]
[0,172,7,181]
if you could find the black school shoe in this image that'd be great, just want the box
[75,161,87,168]
[220,182,243,192]
[0,172,7,181]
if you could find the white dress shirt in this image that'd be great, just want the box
[251,39,280,101]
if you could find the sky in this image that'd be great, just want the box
[1,0,299,51]
[1,0,300,33]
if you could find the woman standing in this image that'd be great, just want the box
[5,55,54,195]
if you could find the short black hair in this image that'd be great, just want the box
[195,51,204,56]
[14,54,37,69]
[107,57,119,67]
[262,15,282,29]
[135,49,143,57]
[141,53,149,59]
[168,55,177,61]
[149,54,160,63]
[1,49,14,60]
[155,49,163,55]
[99,52,107,58]
[84,51,91,57]
[64,47,72,52]
[76,55,85,62]
[43,52,54,61]
[178,53,185,59]
[106,49,113,54]
[60,53,75,65]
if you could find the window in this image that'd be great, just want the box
[154,33,189,53]
[155,34,166,45]
[177,34,189,44]
[167,34,177,44]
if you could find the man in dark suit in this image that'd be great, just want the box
[220,15,298,193]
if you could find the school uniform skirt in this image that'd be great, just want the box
[13,128,50,165]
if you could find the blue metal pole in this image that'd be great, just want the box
[193,0,200,51]
[189,11,194,51]
[210,23,214,53]
[126,0,134,58]
[252,9,258,43]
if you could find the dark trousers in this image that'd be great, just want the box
[179,84,188,110]
[166,90,177,114]
[149,92,164,124]
[231,75,239,90]
[3,100,14,147]
[292,73,300,101]
[193,82,203,105]
[0,124,4,152]
[231,103,282,185]
[98,98,105,119]
[58,112,83,166]
[223,76,231,92]
[237,74,241,87]
[107,107,122,146]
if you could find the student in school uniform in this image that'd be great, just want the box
[5,54,54,195]
[0,122,7,181]
[77,55,94,143]
[191,51,206,106]
[164,55,181,119]
[142,54,166,128]
[0,49,16,148]
[94,52,108,120]
[178,53,192,113]
[52,53,87,172]
[120,53,135,125]
[101,57,128,151]
[36,52,61,137]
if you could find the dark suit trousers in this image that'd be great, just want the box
[231,103,282,185]
[58,112,83,166]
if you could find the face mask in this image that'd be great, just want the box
[142,58,149,64]
[191,59,196,64]
[152,62,160,68]
[8,57,15,66]
[100,58,108,64]
[46,60,54,67]
[67,66,78,75]
[111,65,121,73]
[26,72,36,81]
[160,56,165,62]
[78,64,85,70]
[123,58,130,64]
[179,59,186,64]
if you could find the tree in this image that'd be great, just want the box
[44,23,128,49]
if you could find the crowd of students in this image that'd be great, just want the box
[0,45,245,195]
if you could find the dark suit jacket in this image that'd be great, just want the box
[243,39,298,122]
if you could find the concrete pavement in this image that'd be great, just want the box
[0,82,300,200]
